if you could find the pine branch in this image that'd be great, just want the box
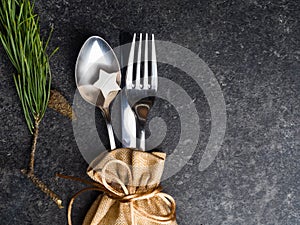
[0,0,58,132]
[0,0,62,208]
[21,120,63,209]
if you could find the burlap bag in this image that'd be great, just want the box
[78,148,178,225]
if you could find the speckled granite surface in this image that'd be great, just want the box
[0,0,299,225]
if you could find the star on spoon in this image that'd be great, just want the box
[93,69,121,99]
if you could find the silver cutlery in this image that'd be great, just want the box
[125,33,158,151]
[75,36,121,150]
[120,33,137,149]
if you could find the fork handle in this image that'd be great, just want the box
[139,128,146,151]
[134,102,153,151]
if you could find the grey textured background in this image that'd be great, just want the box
[0,0,299,224]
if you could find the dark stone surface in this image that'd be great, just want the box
[0,0,299,224]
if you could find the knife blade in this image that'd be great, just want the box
[120,32,136,148]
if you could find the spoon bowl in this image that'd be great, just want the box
[75,36,121,149]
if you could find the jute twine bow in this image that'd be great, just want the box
[58,159,176,225]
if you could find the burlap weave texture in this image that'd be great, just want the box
[83,148,177,225]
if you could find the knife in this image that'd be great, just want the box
[120,32,136,148]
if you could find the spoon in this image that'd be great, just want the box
[75,36,121,150]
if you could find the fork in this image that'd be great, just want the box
[125,33,158,151]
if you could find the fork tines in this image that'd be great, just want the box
[126,33,157,91]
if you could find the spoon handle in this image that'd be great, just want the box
[105,120,116,150]
[102,109,116,150]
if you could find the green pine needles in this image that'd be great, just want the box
[0,0,63,208]
[0,0,58,133]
